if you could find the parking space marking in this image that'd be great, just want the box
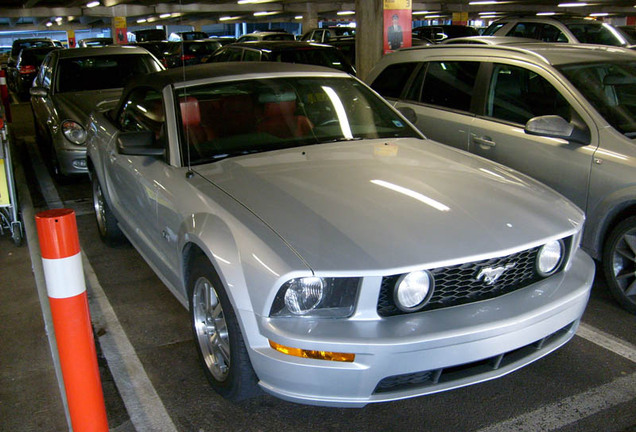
[577,322,636,364]
[83,254,179,432]
[476,372,636,432]
[24,136,63,209]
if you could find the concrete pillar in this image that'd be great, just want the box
[301,3,318,35]
[355,0,384,81]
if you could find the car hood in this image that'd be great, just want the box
[194,138,583,273]
[53,89,122,123]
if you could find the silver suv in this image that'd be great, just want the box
[366,43,636,312]
[483,16,635,48]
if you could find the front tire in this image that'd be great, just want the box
[188,255,260,401]
[602,216,636,313]
[91,171,124,245]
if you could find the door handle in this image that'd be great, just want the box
[471,134,496,148]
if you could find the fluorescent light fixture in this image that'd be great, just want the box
[589,12,608,16]
[425,15,444,18]
[337,10,355,15]
[469,1,499,5]
[480,15,498,18]
[159,13,171,19]
[86,1,100,7]
[295,15,303,19]
[238,0,276,3]
[537,11,557,15]
[558,2,588,6]
[46,22,53,27]
[219,16,240,21]
[253,11,277,16]
[55,16,63,22]
[478,11,498,14]
[412,10,431,15]
[136,18,147,23]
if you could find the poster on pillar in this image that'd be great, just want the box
[384,0,412,54]
[67,30,76,48]
[452,12,468,26]
[114,17,128,44]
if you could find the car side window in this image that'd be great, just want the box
[243,49,261,61]
[486,64,572,125]
[539,24,567,42]
[419,61,479,112]
[118,88,166,148]
[370,62,418,99]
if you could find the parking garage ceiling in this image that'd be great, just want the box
[0,0,635,32]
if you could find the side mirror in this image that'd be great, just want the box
[30,86,48,97]
[117,130,164,156]
[525,115,590,145]
[397,106,417,124]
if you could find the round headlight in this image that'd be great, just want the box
[284,277,324,315]
[62,120,87,145]
[394,270,434,312]
[537,240,564,276]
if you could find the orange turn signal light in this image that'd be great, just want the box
[269,340,355,362]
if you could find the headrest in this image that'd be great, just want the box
[263,100,296,117]
[180,96,201,127]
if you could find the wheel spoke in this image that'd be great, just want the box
[624,280,636,297]
[624,233,636,256]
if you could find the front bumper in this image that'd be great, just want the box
[248,249,594,407]
[55,146,88,175]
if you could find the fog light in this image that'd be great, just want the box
[73,159,87,168]
[269,340,355,362]
[537,240,564,276]
[394,270,434,312]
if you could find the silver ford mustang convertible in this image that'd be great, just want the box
[86,62,594,407]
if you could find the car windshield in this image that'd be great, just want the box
[565,23,632,46]
[558,61,636,137]
[56,54,163,92]
[177,76,420,165]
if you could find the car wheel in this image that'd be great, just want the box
[602,216,636,313]
[91,171,124,244]
[188,255,261,401]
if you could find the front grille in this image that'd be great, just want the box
[373,321,575,394]
[378,239,570,317]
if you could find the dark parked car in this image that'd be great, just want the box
[162,40,222,68]
[236,31,295,43]
[205,41,356,75]
[133,29,167,42]
[412,25,479,42]
[133,40,173,61]
[6,38,56,89]
[9,46,61,100]
[78,38,113,47]
[170,31,210,41]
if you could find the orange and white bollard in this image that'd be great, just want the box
[35,208,109,432]
[0,69,10,123]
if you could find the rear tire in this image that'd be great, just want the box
[188,255,261,401]
[602,216,636,313]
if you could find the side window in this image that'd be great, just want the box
[539,24,566,42]
[243,49,261,62]
[370,62,418,99]
[227,48,243,61]
[420,61,479,112]
[486,64,572,125]
[118,88,166,146]
[511,22,537,39]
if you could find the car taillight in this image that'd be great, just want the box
[180,54,196,61]
[19,65,37,74]
[161,59,168,67]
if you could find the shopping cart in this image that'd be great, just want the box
[0,105,23,245]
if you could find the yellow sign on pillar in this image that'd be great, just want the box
[452,12,469,25]
[67,30,76,48]
[0,160,10,207]
[384,0,412,54]
[114,16,128,44]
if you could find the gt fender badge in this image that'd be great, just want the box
[476,262,516,285]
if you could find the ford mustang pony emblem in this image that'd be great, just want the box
[476,263,517,285]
